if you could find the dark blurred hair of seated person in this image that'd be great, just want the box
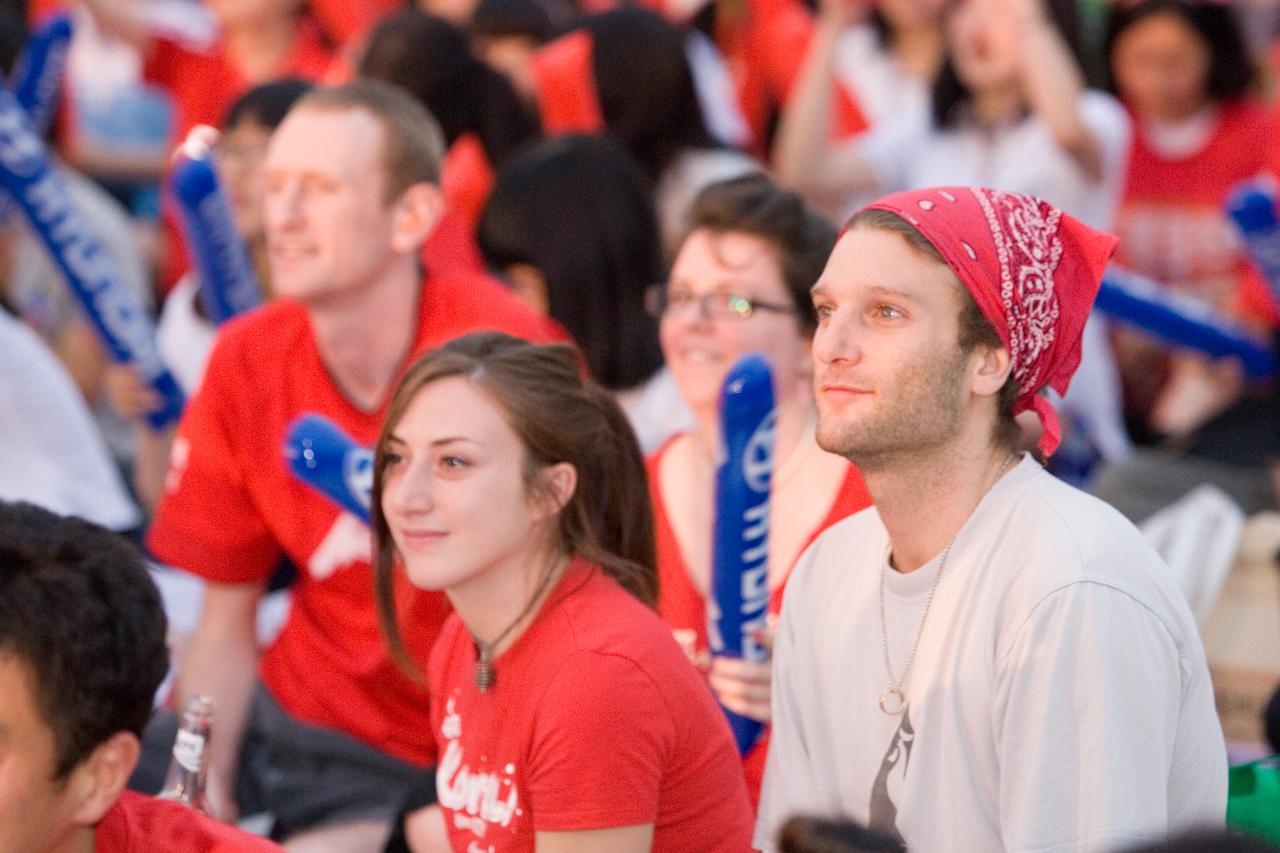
[533,7,761,256]
[778,816,905,853]
[477,133,695,451]
[0,500,283,852]
[358,8,541,230]
[1266,682,1280,757]
[469,0,551,106]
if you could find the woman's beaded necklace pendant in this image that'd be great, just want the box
[474,645,496,693]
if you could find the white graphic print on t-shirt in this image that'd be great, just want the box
[306,512,371,580]
[867,708,913,844]
[436,694,524,849]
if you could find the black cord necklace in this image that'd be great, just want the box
[471,556,565,693]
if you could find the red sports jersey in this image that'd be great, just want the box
[147,271,567,767]
[144,17,334,145]
[1115,99,1278,325]
[95,791,282,852]
[647,436,871,808]
[304,0,401,46]
[429,562,754,852]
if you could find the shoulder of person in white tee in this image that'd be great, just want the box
[788,456,1189,631]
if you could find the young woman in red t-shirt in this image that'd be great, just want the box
[646,174,872,806]
[1105,0,1274,438]
[372,332,754,853]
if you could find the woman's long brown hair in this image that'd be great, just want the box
[371,331,657,678]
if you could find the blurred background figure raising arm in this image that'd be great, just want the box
[77,0,335,293]
[771,0,944,216]
[774,0,1126,227]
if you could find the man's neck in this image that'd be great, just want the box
[308,263,422,413]
[859,431,1016,574]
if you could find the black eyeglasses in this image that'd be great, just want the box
[645,285,796,321]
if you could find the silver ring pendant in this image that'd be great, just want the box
[879,688,907,715]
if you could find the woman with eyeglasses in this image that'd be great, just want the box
[648,174,872,807]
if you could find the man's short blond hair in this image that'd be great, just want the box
[292,81,446,204]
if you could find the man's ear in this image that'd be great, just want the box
[970,343,1012,401]
[533,462,578,522]
[67,731,140,828]
[390,182,445,254]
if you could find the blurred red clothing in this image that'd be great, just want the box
[145,15,334,293]
[1117,99,1278,326]
[96,791,282,852]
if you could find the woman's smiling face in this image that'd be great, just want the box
[380,376,556,596]
[660,228,812,415]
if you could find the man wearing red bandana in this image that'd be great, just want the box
[756,187,1226,852]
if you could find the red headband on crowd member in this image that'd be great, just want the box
[531,30,606,134]
[861,186,1119,457]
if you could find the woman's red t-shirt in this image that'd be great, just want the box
[428,560,755,852]
[1115,99,1278,325]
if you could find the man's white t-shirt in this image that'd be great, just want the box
[756,456,1226,853]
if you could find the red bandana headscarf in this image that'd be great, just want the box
[861,186,1119,457]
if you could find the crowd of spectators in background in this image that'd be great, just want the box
[3,0,1280,848]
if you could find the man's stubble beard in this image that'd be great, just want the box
[815,345,971,471]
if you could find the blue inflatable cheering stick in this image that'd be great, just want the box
[0,84,185,428]
[0,14,72,228]
[709,353,776,755]
[1096,267,1276,380]
[13,13,72,136]
[170,131,263,324]
[283,414,373,523]
[1227,179,1280,309]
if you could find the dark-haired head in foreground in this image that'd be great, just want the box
[0,501,168,851]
